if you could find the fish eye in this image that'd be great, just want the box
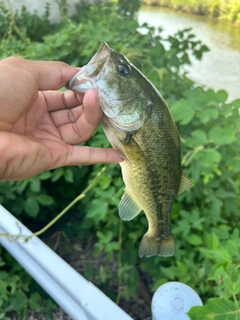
[117,64,129,76]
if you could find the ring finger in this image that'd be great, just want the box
[50,105,84,127]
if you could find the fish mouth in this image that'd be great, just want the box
[66,42,111,91]
[66,43,143,130]
[90,42,112,63]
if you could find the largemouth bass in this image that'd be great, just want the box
[67,42,193,258]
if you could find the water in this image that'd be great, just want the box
[138,6,240,101]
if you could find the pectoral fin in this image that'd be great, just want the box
[178,172,194,194]
[112,143,132,167]
[118,190,142,221]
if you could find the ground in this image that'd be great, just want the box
[10,230,152,320]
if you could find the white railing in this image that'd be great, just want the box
[0,205,133,320]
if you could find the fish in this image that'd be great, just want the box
[66,42,193,258]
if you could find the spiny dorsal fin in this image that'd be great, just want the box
[178,172,194,194]
[118,190,142,221]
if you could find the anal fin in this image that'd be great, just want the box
[178,172,194,194]
[118,190,142,221]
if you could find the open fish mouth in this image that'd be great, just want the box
[66,42,111,91]
[90,42,112,63]
[66,42,142,124]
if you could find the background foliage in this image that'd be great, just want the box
[0,0,239,319]
[143,0,240,26]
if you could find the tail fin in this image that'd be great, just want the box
[138,233,174,258]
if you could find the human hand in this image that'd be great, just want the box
[0,57,122,180]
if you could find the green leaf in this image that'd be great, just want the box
[170,100,195,125]
[200,107,219,123]
[9,291,28,311]
[188,298,240,320]
[216,90,228,102]
[168,54,180,68]
[199,247,231,263]
[36,194,54,206]
[201,44,210,53]
[108,241,119,250]
[213,248,232,263]
[0,279,8,300]
[24,197,39,217]
[64,169,74,183]
[229,159,240,173]
[29,292,41,312]
[225,264,240,295]
[186,129,207,146]
[209,127,236,145]
[159,266,176,279]
[98,175,111,189]
[195,149,221,167]
[206,233,219,250]
[212,264,240,297]
[97,230,113,244]
[215,225,229,240]
[186,234,202,245]
[86,199,108,221]
[215,188,236,199]
[181,52,190,64]
[192,129,207,141]
[222,240,240,259]
[29,179,41,192]
[38,171,52,180]
[211,198,222,216]
[51,168,64,182]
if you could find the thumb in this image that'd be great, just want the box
[26,60,80,90]
[6,57,79,90]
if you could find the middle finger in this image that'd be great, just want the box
[42,90,84,112]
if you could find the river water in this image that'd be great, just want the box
[138,6,240,101]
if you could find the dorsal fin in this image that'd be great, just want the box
[118,190,142,221]
[178,172,194,194]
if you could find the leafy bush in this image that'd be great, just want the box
[0,0,239,319]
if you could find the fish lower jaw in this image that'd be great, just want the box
[75,79,94,92]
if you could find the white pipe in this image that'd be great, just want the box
[0,205,133,320]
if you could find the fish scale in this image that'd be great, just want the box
[119,109,181,257]
[66,42,194,258]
